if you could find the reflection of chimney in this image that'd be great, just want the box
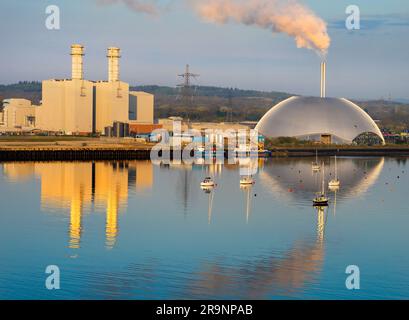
[320,61,326,98]
[107,47,121,82]
[71,44,84,80]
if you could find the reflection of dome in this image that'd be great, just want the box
[256,96,385,144]
[259,157,384,204]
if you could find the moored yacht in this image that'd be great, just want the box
[312,149,321,171]
[201,177,215,188]
[240,175,255,185]
[328,155,341,188]
[313,161,329,206]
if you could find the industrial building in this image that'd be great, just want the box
[128,91,162,135]
[36,45,94,133]
[255,62,385,144]
[33,44,154,135]
[129,91,154,123]
[0,98,37,131]
[94,47,130,133]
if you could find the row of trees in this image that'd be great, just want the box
[1,82,409,128]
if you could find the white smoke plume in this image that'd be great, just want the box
[96,0,159,15]
[95,0,330,56]
[192,0,331,57]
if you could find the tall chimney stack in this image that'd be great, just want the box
[71,44,84,80]
[320,61,326,98]
[107,47,121,82]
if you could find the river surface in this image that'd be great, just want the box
[0,157,408,299]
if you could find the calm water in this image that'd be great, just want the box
[0,157,409,300]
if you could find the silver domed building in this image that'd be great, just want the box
[256,62,385,144]
[256,96,384,144]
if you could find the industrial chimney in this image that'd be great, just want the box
[107,47,121,82]
[320,61,326,98]
[71,44,84,80]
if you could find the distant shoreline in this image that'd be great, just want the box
[1,140,409,161]
[270,147,409,157]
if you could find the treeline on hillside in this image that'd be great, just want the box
[0,81,42,92]
[0,81,42,105]
[1,82,409,129]
[358,100,409,131]
[153,95,275,122]
[0,82,290,100]
[130,85,292,122]
[131,85,291,100]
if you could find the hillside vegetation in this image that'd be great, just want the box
[1,82,409,130]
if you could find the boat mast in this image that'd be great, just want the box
[322,161,325,195]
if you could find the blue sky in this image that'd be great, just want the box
[0,0,408,100]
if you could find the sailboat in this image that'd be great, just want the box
[312,149,320,171]
[240,175,255,185]
[201,177,215,188]
[240,162,256,185]
[313,161,329,206]
[201,163,216,188]
[328,156,341,188]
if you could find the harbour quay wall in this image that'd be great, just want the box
[0,147,152,161]
[2,145,409,161]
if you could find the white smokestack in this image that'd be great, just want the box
[107,47,121,82]
[320,61,326,98]
[71,44,84,80]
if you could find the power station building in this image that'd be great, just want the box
[36,44,154,135]
[0,98,37,131]
[256,62,385,144]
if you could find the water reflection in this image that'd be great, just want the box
[183,205,327,299]
[259,157,385,205]
[2,156,403,299]
[2,157,384,249]
[3,161,153,249]
[74,204,328,299]
[240,184,254,224]
[201,186,215,224]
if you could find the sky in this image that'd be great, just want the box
[0,0,408,100]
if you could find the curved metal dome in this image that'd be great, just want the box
[256,96,385,144]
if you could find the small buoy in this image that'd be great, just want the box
[254,194,257,197]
